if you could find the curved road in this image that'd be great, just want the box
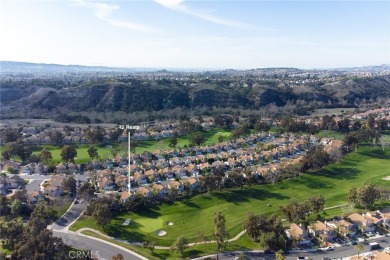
[46,192,145,260]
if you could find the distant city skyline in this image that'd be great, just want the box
[0,0,389,69]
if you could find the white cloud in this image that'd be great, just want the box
[73,0,159,32]
[154,0,252,29]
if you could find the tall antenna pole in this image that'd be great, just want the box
[128,131,131,193]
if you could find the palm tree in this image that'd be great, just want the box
[355,242,363,259]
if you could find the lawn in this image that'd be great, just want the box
[317,130,345,140]
[134,128,232,154]
[31,144,120,164]
[70,146,390,247]
[10,128,233,164]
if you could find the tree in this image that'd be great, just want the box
[39,148,52,164]
[1,142,32,161]
[275,250,285,260]
[79,182,95,202]
[112,253,124,260]
[308,195,325,214]
[355,242,363,258]
[367,114,375,129]
[168,186,178,201]
[12,189,28,203]
[169,136,178,147]
[231,124,250,140]
[3,128,21,143]
[244,212,259,241]
[10,199,22,216]
[358,184,379,209]
[50,130,64,146]
[63,176,77,195]
[300,145,330,172]
[170,236,188,256]
[85,126,106,143]
[214,211,229,251]
[142,241,155,252]
[191,132,205,146]
[61,145,77,163]
[348,187,358,205]
[0,217,23,249]
[93,204,111,228]
[0,195,10,216]
[218,135,224,143]
[254,120,270,132]
[88,146,99,160]
[28,154,41,163]
[12,229,67,259]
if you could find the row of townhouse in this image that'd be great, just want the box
[119,177,202,203]
[92,133,316,192]
[286,209,390,245]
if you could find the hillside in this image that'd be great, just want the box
[1,62,390,121]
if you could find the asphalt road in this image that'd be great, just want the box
[53,230,144,260]
[48,198,145,260]
[194,237,390,260]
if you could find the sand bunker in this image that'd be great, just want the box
[122,219,131,226]
[167,222,174,226]
[383,176,390,181]
[157,230,167,236]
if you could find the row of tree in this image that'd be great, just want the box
[0,201,68,259]
[348,184,390,209]
[280,195,325,224]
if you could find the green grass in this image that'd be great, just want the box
[134,128,232,154]
[31,144,120,164]
[5,128,233,164]
[70,146,390,247]
[317,130,345,140]
[0,243,12,255]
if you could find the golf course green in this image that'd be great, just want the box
[70,146,390,247]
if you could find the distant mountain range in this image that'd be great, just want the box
[1,61,390,73]
[0,61,151,73]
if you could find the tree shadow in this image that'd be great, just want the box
[212,188,289,204]
[318,167,361,181]
[136,207,162,218]
[358,148,390,160]
[151,251,171,259]
[183,249,205,258]
[181,199,201,209]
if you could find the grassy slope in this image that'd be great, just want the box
[22,128,232,164]
[31,144,120,164]
[70,146,390,247]
[135,128,232,154]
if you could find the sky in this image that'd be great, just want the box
[0,0,389,69]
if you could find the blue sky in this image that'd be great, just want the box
[0,0,389,69]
